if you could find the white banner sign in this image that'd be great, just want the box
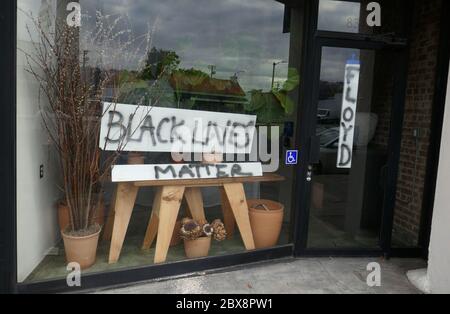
[111,162,263,182]
[337,59,360,169]
[99,103,257,153]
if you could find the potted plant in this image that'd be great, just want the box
[180,218,227,259]
[21,13,155,269]
[57,194,105,232]
[248,200,284,249]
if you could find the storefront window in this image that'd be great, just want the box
[17,0,301,283]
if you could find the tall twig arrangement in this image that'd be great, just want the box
[20,10,157,233]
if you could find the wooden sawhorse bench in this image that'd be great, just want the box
[104,173,284,264]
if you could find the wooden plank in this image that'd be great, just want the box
[108,183,139,264]
[142,187,162,250]
[154,186,185,264]
[184,187,206,221]
[134,173,285,187]
[102,187,117,241]
[220,187,236,239]
[112,162,263,183]
[222,183,255,250]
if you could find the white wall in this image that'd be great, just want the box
[428,67,450,293]
[16,1,61,283]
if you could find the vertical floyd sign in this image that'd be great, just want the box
[337,56,360,169]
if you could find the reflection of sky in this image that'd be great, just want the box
[318,0,361,33]
[18,0,362,90]
[317,0,362,83]
[321,47,360,83]
[78,0,290,92]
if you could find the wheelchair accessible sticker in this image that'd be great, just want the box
[286,150,298,165]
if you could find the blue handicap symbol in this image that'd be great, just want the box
[286,150,298,165]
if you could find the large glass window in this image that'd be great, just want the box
[17,0,302,283]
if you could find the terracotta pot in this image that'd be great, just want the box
[170,221,182,247]
[248,199,284,249]
[128,152,145,164]
[202,153,223,164]
[183,237,211,259]
[58,199,105,231]
[61,227,101,269]
[57,202,70,231]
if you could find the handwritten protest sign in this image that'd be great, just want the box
[99,103,257,154]
[111,162,263,182]
[337,57,360,169]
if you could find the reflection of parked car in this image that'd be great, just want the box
[317,94,343,123]
[317,109,331,121]
[316,113,379,175]
[316,127,349,175]
[319,127,339,148]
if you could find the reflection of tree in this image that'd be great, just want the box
[246,67,299,124]
[140,47,181,80]
[110,45,300,121]
[110,47,182,106]
[112,47,250,111]
[170,68,247,111]
[319,81,343,100]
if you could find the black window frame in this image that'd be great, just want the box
[0,0,17,295]
[1,0,449,294]
[293,0,450,259]
[294,0,413,257]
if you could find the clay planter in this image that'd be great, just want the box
[170,221,182,247]
[248,199,284,249]
[128,152,145,164]
[183,236,211,259]
[61,227,101,269]
[58,199,105,231]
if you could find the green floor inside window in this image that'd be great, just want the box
[24,203,291,283]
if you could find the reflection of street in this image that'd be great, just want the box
[317,93,343,122]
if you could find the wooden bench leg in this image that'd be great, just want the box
[185,187,206,221]
[222,183,255,250]
[108,182,139,264]
[220,187,236,239]
[142,187,162,250]
[102,187,117,241]
[154,186,185,264]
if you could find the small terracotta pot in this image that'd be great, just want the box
[62,227,101,269]
[202,153,223,164]
[58,199,105,231]
[248,199,284,249]
[183,237,211,259]
[128,152,145,164]
[170,221,182,247]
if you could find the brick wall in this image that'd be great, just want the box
[392,0,442,246]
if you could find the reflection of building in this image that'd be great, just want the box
[169,71,248,112]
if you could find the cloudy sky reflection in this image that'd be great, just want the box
[80,0,290,92]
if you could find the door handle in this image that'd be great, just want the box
[306,165,313,182]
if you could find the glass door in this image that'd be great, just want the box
[305,45,400,250]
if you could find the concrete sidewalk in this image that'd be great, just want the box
[95,258,425,294]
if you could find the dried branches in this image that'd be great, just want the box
[20,9,159,232]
